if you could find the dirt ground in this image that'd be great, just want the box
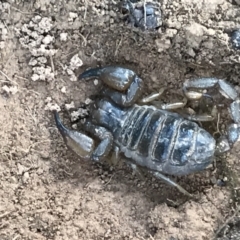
[1,0,240,239]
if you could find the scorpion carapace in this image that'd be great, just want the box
[54,66,240,198]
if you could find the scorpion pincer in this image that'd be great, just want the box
[54,66,240,198]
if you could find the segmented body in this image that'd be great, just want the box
[93,99,216,176]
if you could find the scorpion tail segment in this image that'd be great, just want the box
[53,111,95,160]
[78,67,103,80]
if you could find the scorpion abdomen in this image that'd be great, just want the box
[93,99,216,176]
[118,105,215,175]
[117,106,196,164]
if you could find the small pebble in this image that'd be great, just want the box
[69,12,78,19]
[65,101,75,110]
[210,176,217,184]
[22,172,30,183]
[61,86,66,93]
[72,124,77,129]
[60,32,68,42]
[217,179,226,187]
[85,98,92,105]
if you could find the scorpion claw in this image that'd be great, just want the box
[78,67,103,80]
[53,111,95,160]
[79,66,136,90]
[79,66,144,107]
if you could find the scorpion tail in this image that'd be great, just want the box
[78,67,103,80]
[53,111,95,160]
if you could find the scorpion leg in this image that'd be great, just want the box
[178,107,217,122]
[106,146,120,166]
[83,120,114,162]
[183,78,238,101]
[151,171,194,198]
[139,88,188,110]
[79,66,144,107]
[123,158,193,197]
[124,161,146,180]
[130,163,146,180]
[138,85,213,119]
[54,111,95,160]
[139,87,166,103]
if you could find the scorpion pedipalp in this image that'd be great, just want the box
[54,110,114,162]
[54,111,95,160]
[79,66,136,91]
[79,66,144,107]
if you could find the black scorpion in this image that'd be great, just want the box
[54,66,240,197]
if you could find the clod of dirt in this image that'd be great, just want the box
[22,172,30,184]
[121,0,162,31]
[42,35,54,45]
[60,32,68,42]
[29,56,48,66]
[155,38,172,52]
[94,79,99,85]
[44,97,61,112]
[17,15,57,81]
[0,25,7,40]
[68,12,78,23]
[31,66,55,81]
[65,54,83,81]
[69,54,83,71]
[2,85,18,95]
[0,2,10,11]
[84,98,93,105]
[0,21,8,49]
[65,101,75,110]
[70,108,89,122]
[61,86,67,93]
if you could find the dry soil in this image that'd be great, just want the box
[0,0,240,239]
